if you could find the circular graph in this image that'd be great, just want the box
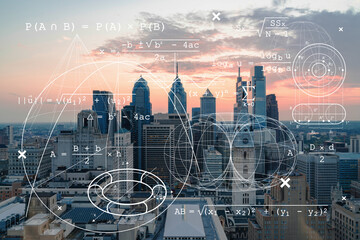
[292,43,346,97]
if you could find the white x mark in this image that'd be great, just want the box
[99,49,104,54]
[342,196,346,201]
[339,27,343,32]
[18,150,26,159]
[57,206,62,210]
[280,177,290,188]
[212,12,221,21]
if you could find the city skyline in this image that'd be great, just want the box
[1,1,360,123]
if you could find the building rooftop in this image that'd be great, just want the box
[163,204,205,238]
[62,208,114,224]
[0,202,25,221]
[43,228,62,235]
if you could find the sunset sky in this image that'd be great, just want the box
[0,0,359,123]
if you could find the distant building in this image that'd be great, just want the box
[200,89,216,148]
[248,172,331,240]
[0,126,13,145]
[252,66,266,127]
[337,153,360,196]
[351,181,360,198]
[191,107,201,170]
[143,122,174,186]
[8,139,52,179]
[324,140,348,152]
[106,129,134,195]
[0,198,25,234]
[203,146,222,180]
[350,135,360,153]
[332,198,360,240]
[129,76,152,171]
[266,94,279,122]
[266,94,279,139]
[232,108,256,212]
[234,67,248,122]
[297,153,339,204]
[92,90,116,135]
[0,144,8,160]
[54,110,108,172]
[152,113,191,187]
[0,180,22,201]
[191,107,200,124]
[7,213,64,240]
[164,204,205,240]
[168,63,187,114]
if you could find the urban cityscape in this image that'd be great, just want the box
[1,0,360,239]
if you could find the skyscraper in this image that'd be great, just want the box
[266,94,279,141]
[200,89,216,117]
[92,90,116,135]
[168,63,187,114]
[152,113,191,187]
[266,94,279,121]
[143,122,174,186]
[130,76,152,170]
[200,89,216,148]
[252,66,266,127]
[233,67,248,122]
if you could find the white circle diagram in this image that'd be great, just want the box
[20,59,193,234]
[292,43,346,97]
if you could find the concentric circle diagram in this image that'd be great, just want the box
[87,169,167,217]
[292,43,346,97]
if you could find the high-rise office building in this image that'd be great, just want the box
[191,107,202,170]
[266,94,279,142]
[143,122,174,186]
[92,90,116,135]
[336,153,360,196]
[297,153,339,204]
[248,172,331,240]
[129,76,152,171]
[0,126,13,145]
[200,89,216,147]
[200,89,216,117]
[266,94,279,121]
[350,135,360,153]
[168,63,187,114]
[152,113,191,187]
[192,107,200,124]
[252,66,266,127]
[234,67,248,122]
